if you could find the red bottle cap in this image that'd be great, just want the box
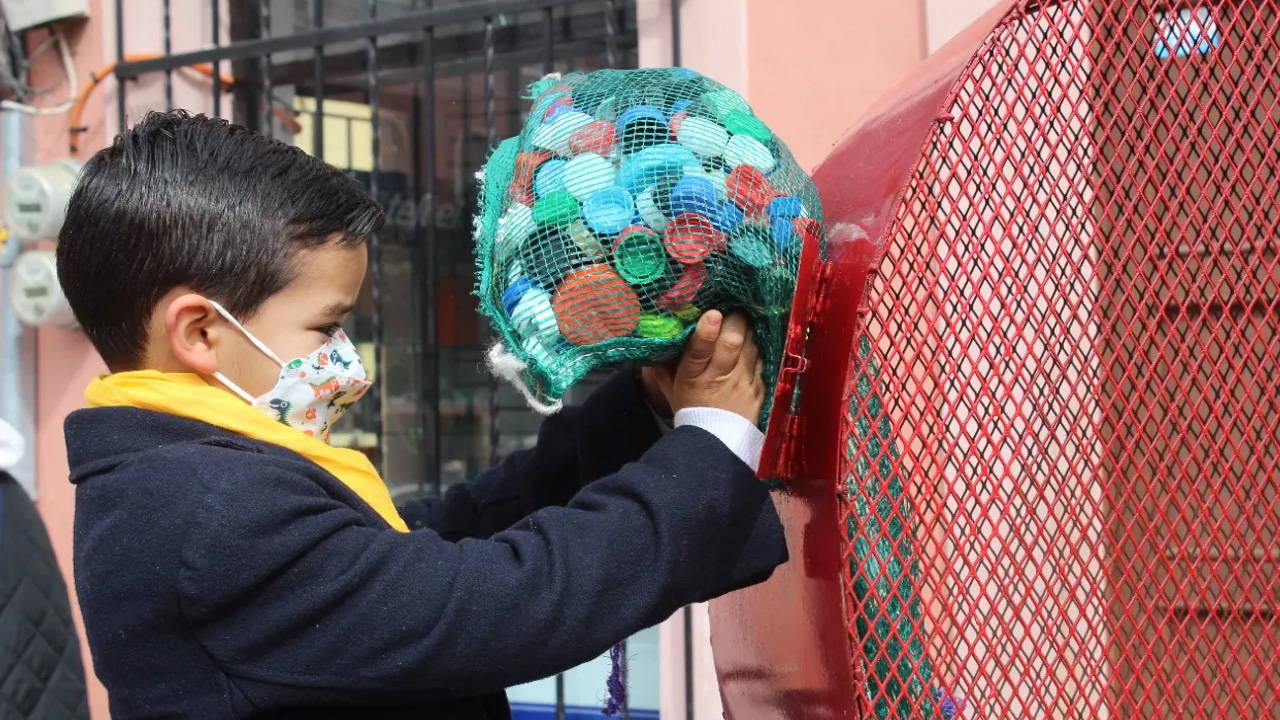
[663,213,725,265]
[726,165,775,215]
[553,265,642,345]
[657,263,707,310]
[568,120,617,156]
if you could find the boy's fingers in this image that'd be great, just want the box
[738,331,760,374]
[679,311,722,378]
[709,312,749,377]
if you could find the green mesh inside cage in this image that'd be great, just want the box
[848,334,958,720]
[474,68,823,424]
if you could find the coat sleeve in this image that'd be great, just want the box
[177,427,787,705]
[397,371,662,540]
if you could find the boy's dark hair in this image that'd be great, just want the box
[56,110,384,371]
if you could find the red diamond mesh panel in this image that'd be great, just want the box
[841,2,1280,718]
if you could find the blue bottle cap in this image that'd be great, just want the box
[533,158,568,198]
[668,176,721,218]
[768,196,804,220]
[617,144,700,195]
[670,98,694,116]
[712,200,746,234]
[502,277,536,315]
[583,186,635,237]
[616,105,668,134]
[770,214,794,251]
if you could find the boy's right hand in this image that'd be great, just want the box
[649,311,765,425]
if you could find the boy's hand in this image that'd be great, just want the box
[647,311,765,424]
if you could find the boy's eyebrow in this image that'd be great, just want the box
[320,302,356,319]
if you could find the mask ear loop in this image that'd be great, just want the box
[207,300,286,404]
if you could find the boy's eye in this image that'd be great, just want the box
[316,323,342,337]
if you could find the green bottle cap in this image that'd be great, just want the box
[636,314,685,339]
[533,190,581,227]
[723,109,772,144]
[613,226,668,285]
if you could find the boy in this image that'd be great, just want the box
[57,111,787,720]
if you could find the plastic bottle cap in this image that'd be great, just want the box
[582,186,635,237]
[657,263,707,310]
[668,176,721,218]
[669,111,689,136]
[510,287,559,341]
[616,105,668,134]
[712,201,746,234]
[533,158,569,198]
[613,226,668,285]
[553,265,642,345]
[729,224,775,269]
[726,165,775,215]
[771,214,794,251]
[724,135,776,174]
[532,190,581,227]
[617,144,700,195]
[502,277,536,315]
[519,226,579,289]
[670,98,694,115]
[664,213,724,265]
[636,314,685,339]
[562,153,616,201]
[512,150,552,203]
[723,109,773,144]
[567,120,617,156]
[495,203,536,258]
[701,89,751,120]
[544,102,573,123]
[676,117,730,158]
[568,220,607,258]
[768,196,804,220]
[621,118,673,155]
[532,111,595,155]
[672,303,702,322]
[520,336,557,368]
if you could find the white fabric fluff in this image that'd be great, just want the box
[486,343,564,415]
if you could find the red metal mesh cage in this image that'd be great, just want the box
[839,1,1280,718]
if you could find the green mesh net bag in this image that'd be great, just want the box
[474,68,823,423]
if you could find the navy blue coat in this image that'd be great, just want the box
[66,372,787,720]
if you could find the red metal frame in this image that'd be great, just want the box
[713,1,1280,718]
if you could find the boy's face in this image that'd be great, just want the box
[214,241,368,398]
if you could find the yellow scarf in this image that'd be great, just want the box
[85,370,409,532]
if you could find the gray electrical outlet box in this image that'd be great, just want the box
[0,0,89,32]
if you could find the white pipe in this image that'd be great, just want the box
[0,108,37,498]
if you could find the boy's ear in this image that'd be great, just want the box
[164,294,222,375]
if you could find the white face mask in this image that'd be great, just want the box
[209,301,372,444]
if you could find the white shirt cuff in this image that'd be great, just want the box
[673,408,765,472]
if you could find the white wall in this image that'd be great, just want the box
[926,0,1005,52]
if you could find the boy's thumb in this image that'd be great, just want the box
[679,311,721,378]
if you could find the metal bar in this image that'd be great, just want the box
[163,0,173,109]
[542,6,555,75]
[483,16,499,469]
[367,0,384,472]
[115,0,125,129]
[312,0,325,155]
[670,0,681,66]
[212,0,222,116]
[686,604,696,717]
[260,0,273,135]
[555,673,566,720]
[603,0,618,68]
[228,0,262,130]
[115,0,597,78]
[420,13,441,498]
[277,36,628,93]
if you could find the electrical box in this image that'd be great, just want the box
[0,0,88,33]
[2,161,78,241]
[8,249,76,329]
